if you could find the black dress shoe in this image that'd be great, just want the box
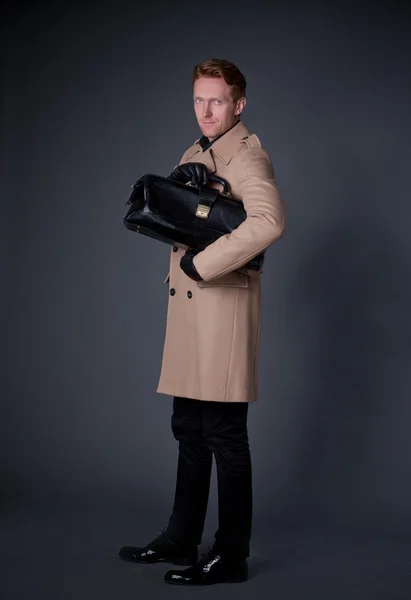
[164,551,248,585]
[119,531,197,566]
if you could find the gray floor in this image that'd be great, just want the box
[1,507,410,600]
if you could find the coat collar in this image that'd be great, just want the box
[210,120,250,164]
[186,120,250,167]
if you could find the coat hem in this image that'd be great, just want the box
[156,387,257,403]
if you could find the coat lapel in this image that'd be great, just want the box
[183,121,250,172]
[210,121,250,165]
[185,144,217,173]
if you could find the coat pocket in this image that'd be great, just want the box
[197,270,248,288]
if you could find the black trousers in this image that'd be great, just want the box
[166,396,252,559]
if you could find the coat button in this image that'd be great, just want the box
[170,288,176,296]
[187,290,192,299]
[173,246,178,252]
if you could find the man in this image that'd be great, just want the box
[119,58,285,585]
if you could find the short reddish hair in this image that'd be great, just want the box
[192,58,247,103]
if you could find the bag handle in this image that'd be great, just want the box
[195,174,232,219]
[208,174,231,195]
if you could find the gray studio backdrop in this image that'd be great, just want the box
[2,1,411,538]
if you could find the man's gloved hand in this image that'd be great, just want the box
[180,249,203,281]
[168,162,209,186]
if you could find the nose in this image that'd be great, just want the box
[202,101,212,118]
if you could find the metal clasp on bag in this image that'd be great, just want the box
[196,204,210,218]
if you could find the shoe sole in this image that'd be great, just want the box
[165,576,248,586]
[119,556,196,566]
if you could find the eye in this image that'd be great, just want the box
[195,98,203,103]
[214,100,222,105]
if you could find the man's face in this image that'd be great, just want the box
[193,77,246,141]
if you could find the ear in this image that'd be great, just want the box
[235,96,246,116]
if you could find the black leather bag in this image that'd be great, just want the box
[123,173,265,271]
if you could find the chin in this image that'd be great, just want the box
[199,122,217,136]
[203,127,220,139]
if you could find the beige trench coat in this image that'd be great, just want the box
[156,120,285,402]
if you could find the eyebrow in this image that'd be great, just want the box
[193,96,224,100]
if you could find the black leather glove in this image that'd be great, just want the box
[180,249,203,281]
[168,162,209,186]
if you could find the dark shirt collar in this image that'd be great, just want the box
[198,119,241,152]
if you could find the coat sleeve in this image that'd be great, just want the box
[192,145,286,281]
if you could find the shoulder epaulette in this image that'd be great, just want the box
[239,133,261,149]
